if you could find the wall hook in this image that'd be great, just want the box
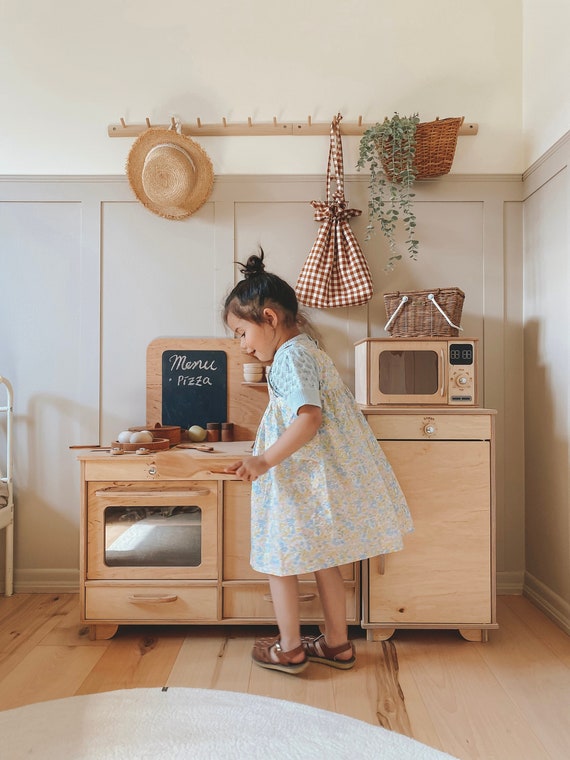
[145,117,151,128]
[120,117,127,129]
[196,117,202,128]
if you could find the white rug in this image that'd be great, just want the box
[0,687,458,759]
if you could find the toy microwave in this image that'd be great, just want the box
[354,338,478,406]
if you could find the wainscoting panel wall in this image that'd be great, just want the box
[0,174,523,596]
[523,132,570,631]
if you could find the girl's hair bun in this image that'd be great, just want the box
[239,248,266,278]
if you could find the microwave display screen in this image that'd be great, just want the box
[378,350,439,395]
[450,344,474,365]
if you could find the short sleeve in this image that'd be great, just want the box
[274,345,321,415]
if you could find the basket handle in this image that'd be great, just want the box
[427,293,463,331]
[384,295,408,332]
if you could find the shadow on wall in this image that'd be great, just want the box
[523,318,569,601]
[11,391,96,579]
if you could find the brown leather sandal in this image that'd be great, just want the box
[251,636,309,675]
[301,633,356,670]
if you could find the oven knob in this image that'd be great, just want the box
[424,424,436,436]
[148,466,157,476]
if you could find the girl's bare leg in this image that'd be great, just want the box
[267,574,305,662]
[313,566,353,660]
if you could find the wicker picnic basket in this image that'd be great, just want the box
[383,287,465,337]
[383,116,464,181]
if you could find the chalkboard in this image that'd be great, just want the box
[161,350,227,429]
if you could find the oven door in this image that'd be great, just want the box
[86,480,219,580]
[370,340,447,405]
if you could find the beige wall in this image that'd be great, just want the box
[1,0,569,631]
[1,0,522,174]
[522,135,570,631]
[523,0,570,166]
[0,173,524,602]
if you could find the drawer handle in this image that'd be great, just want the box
[127,593,178,604]
[377,555,386,575]
[95,488,210,498]
[263,593,316,603]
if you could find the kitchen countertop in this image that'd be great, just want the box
[75,441,256,479]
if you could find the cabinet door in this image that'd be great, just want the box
[223,480,354,581]
[368,440,491,624]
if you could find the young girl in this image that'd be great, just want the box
[223,250,413,675]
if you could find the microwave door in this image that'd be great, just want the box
[378,349,441,400]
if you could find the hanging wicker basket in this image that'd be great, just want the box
[382,116,464,181]
[383,287,465,337]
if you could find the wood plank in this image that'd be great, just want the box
[395,629,550,759]
[329,636,407,728]
[396,653,444,751]
[0,595,568,760]
[476,599,570,760]
[166,626,235,689]
[504,594,570,666]
[39,596,106,647]
[75,625,185,695]
[0,594,78,680]
[0,645,107,710]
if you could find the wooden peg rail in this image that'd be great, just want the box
[108,116,478,138]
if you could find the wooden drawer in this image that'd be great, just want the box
[365,412,492,441]
[223,582,358,623]
[85,582,219,622]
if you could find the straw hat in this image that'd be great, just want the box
[126,127,214,220]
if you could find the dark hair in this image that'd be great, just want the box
[223,247,298,327]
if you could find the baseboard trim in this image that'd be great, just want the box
[496,570,525,595]
[523,571,570,635]
[9,568,79,594]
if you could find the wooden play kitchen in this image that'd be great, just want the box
[77,338,497,642]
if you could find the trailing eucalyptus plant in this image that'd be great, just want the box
[357,112,420,271]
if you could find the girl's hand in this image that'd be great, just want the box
[225,456,269,482]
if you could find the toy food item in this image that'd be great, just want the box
[188,425,207,442]
[129,430,154,444]
[117,430,132,443]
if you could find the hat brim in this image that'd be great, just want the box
[126,128,214,220]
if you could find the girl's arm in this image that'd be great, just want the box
[225,404,322,482]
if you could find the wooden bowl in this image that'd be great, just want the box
[113,438,170,452]
[129,425,181,446]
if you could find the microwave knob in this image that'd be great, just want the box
[457,375,469,386]
[424,424,436,436]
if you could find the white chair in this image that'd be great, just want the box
[0,376,14,596]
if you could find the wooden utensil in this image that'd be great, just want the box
[176,443,216,452]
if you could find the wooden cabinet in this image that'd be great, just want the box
[361,408,497,642]
[222,480,359,623]
[78,445,359,639]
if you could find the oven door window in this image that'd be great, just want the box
[104,505,202,567]
[379,350,439,395]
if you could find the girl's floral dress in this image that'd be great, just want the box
[251,333,413,576]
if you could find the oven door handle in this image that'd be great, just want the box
[94,487,210,498]
[127,593,178,604]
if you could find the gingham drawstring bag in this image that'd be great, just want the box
[295,113,373,308]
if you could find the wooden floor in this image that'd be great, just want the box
[0,594,568,760]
